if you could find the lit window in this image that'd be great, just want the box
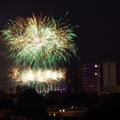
[59,110,62,112]
[71,106,74,109]
[95,65,97,67]
[63,109,65,112]
[95,73,98,75]
[84,67,87,70]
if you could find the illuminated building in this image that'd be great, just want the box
[82,64,101,95]
[47,105,87,119]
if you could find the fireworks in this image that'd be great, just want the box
[8,66,65,84]
[1,14,78,68]
[1,14,79,93]
[8,66,66,93]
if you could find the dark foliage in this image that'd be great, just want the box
[12,89,48,119]
[81,93,120,120]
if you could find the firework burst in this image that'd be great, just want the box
[8,66,66,85]
[1,14,78,68]
[7,66,66,93]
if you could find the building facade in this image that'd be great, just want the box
[66,61,120,94]
[66,63,101,95]
[82,64,101,95]
[102,61,120,93]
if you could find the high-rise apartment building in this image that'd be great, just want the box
[82,64,101,95]
[66,69,76,93]
[66,64,83,93]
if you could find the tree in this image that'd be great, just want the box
[13,89,48,120]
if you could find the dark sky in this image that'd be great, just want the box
[0,0,120,68]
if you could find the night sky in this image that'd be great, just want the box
[0,0,120,90]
